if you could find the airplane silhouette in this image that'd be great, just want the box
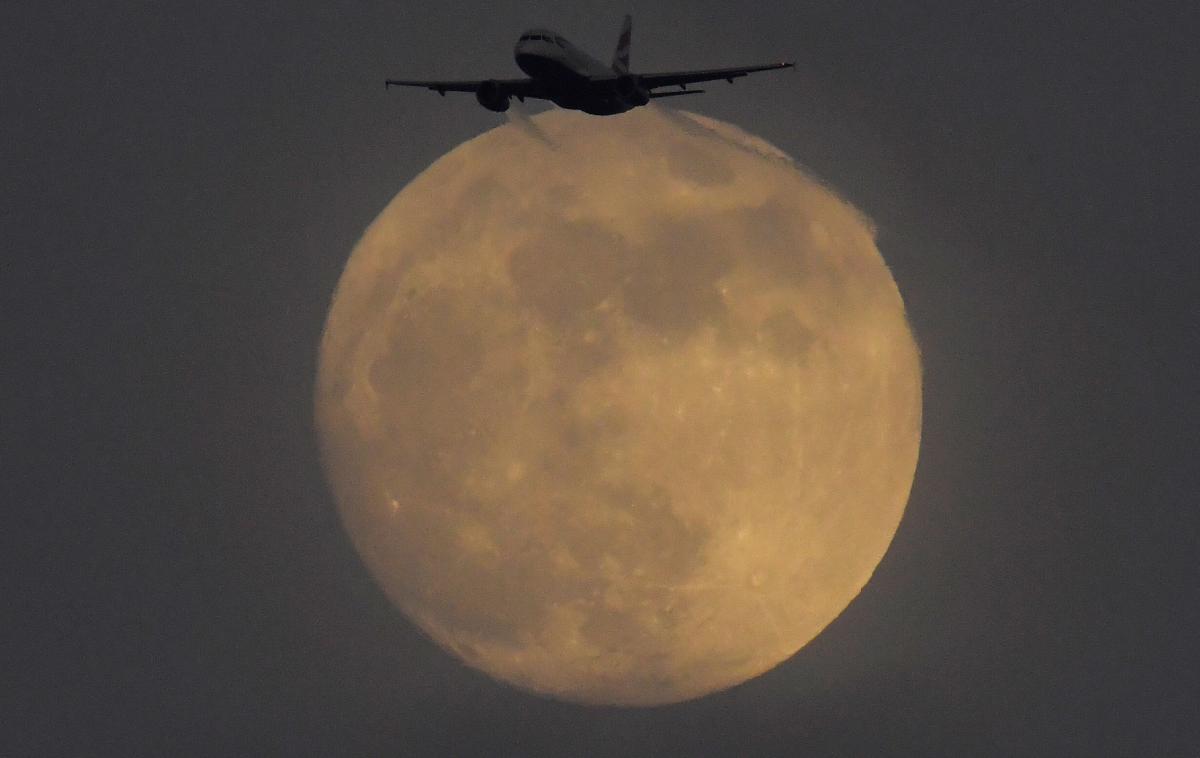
[386,15,793,116]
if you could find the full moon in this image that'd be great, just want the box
[316,108,921,706]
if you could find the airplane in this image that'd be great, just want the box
[385,15,793,116]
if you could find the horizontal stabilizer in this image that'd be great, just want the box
[648,89,706,98]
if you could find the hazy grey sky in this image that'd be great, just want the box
[6,2,1197,755]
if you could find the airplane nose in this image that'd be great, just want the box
[515,52,543,77]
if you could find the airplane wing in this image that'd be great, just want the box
[617,62,794,90]
[385,78,550,100]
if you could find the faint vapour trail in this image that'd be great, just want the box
[505,102,556,147]
[648,103,795,167]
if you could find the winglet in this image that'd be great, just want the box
[611,14,632,73]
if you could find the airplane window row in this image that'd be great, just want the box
[520,34,564,46]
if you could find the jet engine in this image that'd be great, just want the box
[614,74,649,107]
[475,80,510,112]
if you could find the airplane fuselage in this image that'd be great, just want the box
[514,28,642,115]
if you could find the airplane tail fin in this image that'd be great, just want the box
[611,14,632,72]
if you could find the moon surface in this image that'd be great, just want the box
[316,108,921,706]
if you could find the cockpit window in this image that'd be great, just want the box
[554,36,565,46]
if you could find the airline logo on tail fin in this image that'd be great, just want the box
[612,14,632,72]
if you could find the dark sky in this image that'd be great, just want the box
[7,1,1198,755]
